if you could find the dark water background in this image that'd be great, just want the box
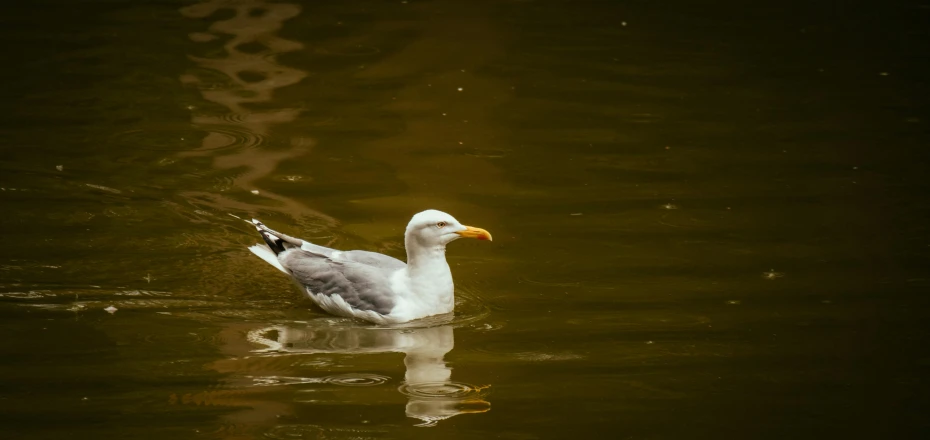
[2,0,929,438]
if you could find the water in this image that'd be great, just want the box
[2,0,929,438]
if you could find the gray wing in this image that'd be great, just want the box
[338,250,406,270]
[253,219,400,268]
[299,241,336,257]
[298,243,405,272]
[280,249,396,315]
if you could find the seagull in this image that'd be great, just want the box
[247,210,492,324]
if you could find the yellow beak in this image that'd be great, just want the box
[456,225,493,241]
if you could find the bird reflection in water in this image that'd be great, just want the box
[209,320,489,429]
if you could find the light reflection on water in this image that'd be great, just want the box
[177,0,334,226]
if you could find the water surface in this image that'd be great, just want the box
[2,0,929,438]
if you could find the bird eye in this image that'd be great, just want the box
[436,221,446,228]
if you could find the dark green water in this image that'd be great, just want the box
[2,0,930,438]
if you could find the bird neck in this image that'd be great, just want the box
[406,243,449,274]
[404,241,454,300]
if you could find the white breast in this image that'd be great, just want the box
[387,268,454,322]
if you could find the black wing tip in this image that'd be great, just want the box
[261,233,286,255]
[252,219,286,255]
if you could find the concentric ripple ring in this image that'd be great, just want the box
[322,373,391,387]
[398,381,490,399]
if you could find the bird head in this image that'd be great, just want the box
[405,209,492,248]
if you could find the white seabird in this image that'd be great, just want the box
[248,210,492,324]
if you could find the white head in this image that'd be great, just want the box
[404,209,492,251]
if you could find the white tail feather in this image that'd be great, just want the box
[248,244,288,274]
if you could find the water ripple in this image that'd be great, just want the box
[470,340,584,362]
[140,331,218,345]
[518,276,582,287]
[250,373,391,387]
[324,373,391,387]
[113,290,172,297]
[0,290,55,299]
[398,381,490,400]
[111,126,264,153]
[265,424,390,439]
